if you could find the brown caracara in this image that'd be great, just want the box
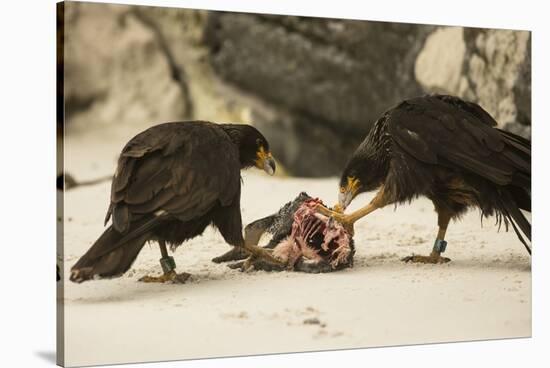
[70,121,280,283]
[317,94,531,263]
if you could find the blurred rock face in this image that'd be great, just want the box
[61,3,531,177]
[203,14,433,176]
[62,3,189,132]
[416,27,531,137]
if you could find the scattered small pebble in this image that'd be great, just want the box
[221,311,249,320]
[236,311,248,319]
[303,317,321,325]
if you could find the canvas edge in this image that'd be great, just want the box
[56,1,66,367]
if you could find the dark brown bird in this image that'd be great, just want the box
[70,121,278,283]
[318,94,531,263]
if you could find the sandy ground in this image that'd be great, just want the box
[60,129,531,367]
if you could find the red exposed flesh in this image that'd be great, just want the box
[272,198,352,269]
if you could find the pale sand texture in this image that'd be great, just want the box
[60,130,531,367]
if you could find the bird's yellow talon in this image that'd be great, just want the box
[139,270,191,284]
[332,204,344,214]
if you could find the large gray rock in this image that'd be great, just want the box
[62,2,189,133]
[415,27,531,138]
[204,13,434,176]
[61,3,531,177]
[463,28,531,137]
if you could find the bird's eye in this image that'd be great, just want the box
[340,187,346,193]
[256,138,262,145]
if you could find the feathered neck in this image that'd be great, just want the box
[220,124,258,169]
[344,116,391,192]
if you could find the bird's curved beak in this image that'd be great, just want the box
[264,156,276,176]
[338,190,353,210]
[255,147,276,176]
[338,176,361,210]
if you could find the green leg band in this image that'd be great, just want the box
[432,239,448,253]
[160,256,176,274]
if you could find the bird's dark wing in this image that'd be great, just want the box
[387,95,530,186]
[105,122,241,233]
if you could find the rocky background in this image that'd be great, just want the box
[60,2,531,177]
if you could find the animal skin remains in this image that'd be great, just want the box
[272,198,353,270]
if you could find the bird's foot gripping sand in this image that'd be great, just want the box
[227,194,355,273]
[138,270,192,283]
[401,252,451,264]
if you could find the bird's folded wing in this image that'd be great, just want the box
[106,123,241,233]
[387,96,529,186]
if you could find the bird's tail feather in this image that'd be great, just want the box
[494,129,531,254]
[69,215,161,283]
[500,190,531,255]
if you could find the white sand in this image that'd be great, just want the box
[60,130,531,367]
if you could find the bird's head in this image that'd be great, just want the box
[221,124,276,175]
[337,151,385,210]
[338,172,362,210]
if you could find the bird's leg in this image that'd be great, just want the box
[316,186,389,235]
[240,243,286,269]
[228,255,286,272]
[230,245,286,272]
[139,240,191,283]
[213,215,274,264]
[232,218,287,271]
[212,246,249,264]
[402,211,452,264]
